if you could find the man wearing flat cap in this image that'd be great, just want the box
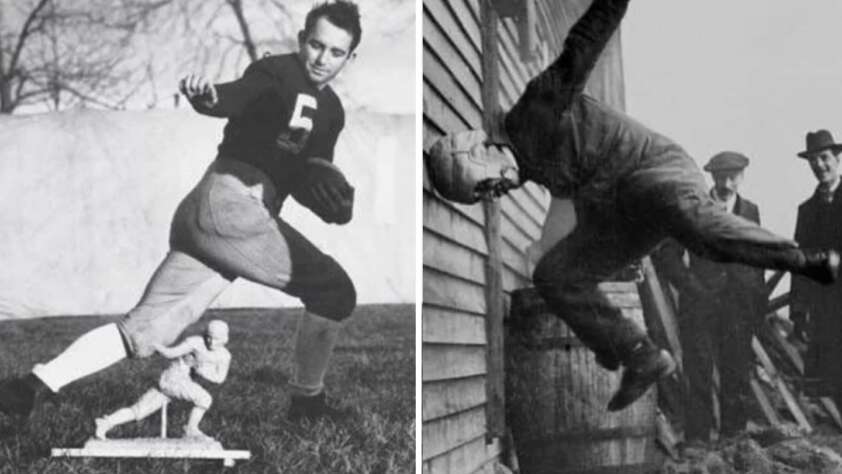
[791,130,842,407]
[426,0,840,413]
[652,151,766,443]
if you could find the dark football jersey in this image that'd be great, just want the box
[190,53,345,198]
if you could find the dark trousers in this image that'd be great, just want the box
[533,149,801,365]
[680,297,756,440]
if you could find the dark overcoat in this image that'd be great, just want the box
[792,185,842,395]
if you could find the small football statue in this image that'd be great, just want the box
[94,320,231,440]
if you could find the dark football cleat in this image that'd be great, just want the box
[288,392,352,423]
[800,248,840,285]
[0,374,50,418]
[607,349,676,412]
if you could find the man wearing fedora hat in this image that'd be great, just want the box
[653,151,767,442]
[427,0,840,413]
[791,129,842,406]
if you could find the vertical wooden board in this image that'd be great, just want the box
[507,329,552,440]
[423,344,488,382]
[639,258,683,370]
[497,18,531,85]
[585,351,597,426]
[494,66,521,109]
[574,347,586,426]
[423,406,489,459]
[424,376,489,421]
[535,0,561,55]
[561,347,573,432]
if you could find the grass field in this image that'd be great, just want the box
[0,304,415,473]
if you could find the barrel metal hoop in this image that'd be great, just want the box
[521,425,656,444]
[561,462,659,474]
[510,336,584,351]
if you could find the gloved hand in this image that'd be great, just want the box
[292,158,355,225]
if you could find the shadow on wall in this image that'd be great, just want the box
[0,108,414,318]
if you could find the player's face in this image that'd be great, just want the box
[808,149,841,186]
[711,169,743,200]
[298,17,354,88]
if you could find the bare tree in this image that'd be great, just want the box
[0,0,174,113]
[157,0,294,73]
[0,0,295,114]
[130,0,295,108]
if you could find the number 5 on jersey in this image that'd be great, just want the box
[276,93,317,154]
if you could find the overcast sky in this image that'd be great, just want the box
[623,1,842,240]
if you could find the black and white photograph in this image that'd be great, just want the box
[7,0,842,472]
[422,1,842,473]
[0,0,415,472]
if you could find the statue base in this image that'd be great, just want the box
[51,437,251,468]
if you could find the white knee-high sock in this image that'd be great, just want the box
[290,311,342,396]
[32,323,127,393]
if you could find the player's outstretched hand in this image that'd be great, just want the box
[179,74,218,106]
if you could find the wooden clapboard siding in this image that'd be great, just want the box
[423,0,626,472]
[424,307,488,346]
[424,269,486,316]
[424,436,503,474]
[422,0,502,469]
[424,376,488,421]
[424,344,488,382]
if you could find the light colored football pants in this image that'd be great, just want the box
[118,159,356,358]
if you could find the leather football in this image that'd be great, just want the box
[291,158,354,225]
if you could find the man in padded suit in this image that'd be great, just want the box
[427,0,839,412]
[0,0,361,423]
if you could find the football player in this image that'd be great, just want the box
[0,0,361,423]
[428,0,839,412]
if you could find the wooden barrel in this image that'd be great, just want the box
[505,284,659,474]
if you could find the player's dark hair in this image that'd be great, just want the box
[304,0,362,53]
